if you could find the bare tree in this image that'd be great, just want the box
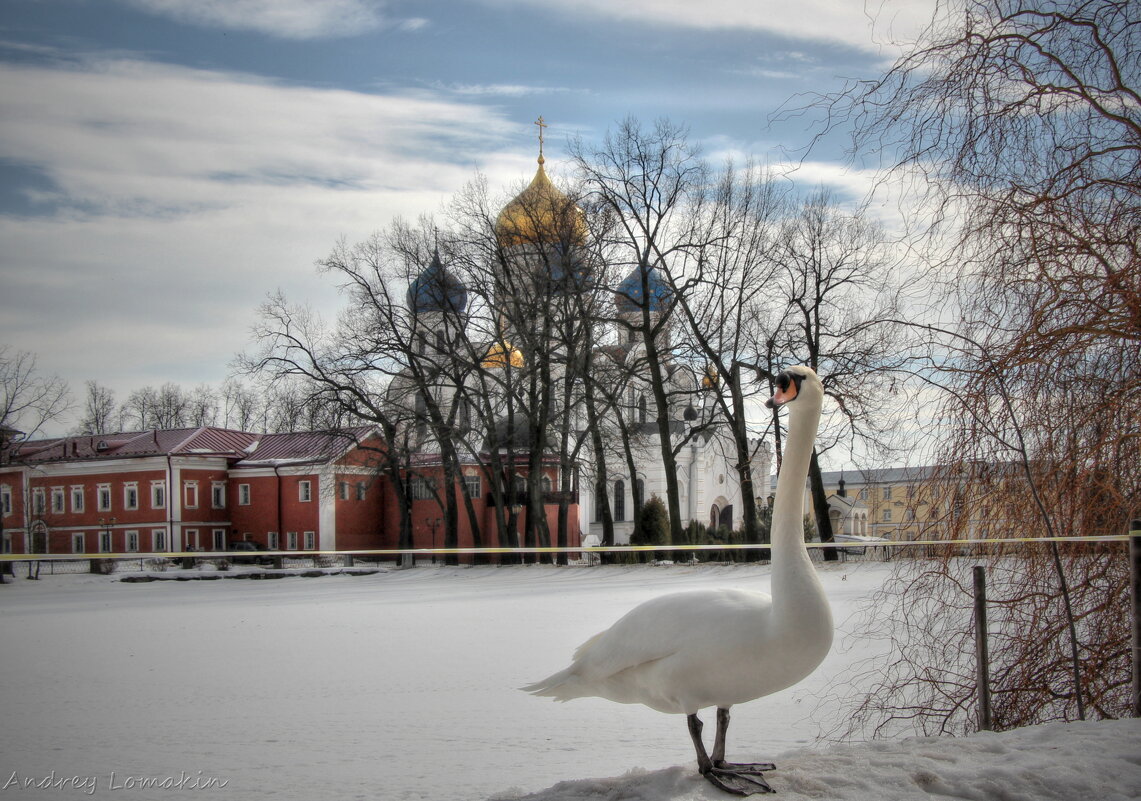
[220,379,262,431]
[0,347,70,448]
[817,0,1139,735]
[764,188,905,557]
[670,161,786,543]
[74,380,117,435]
[187,384,220,428]
[572,117,713,545]
[241,279,423,554]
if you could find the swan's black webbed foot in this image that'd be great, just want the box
[702,766,775,795]
[715,761,776,774]
[688,712,776,795]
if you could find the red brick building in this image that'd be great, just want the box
[0,426,383,555]
[0,426,581,558]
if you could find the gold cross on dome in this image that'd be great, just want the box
[535,115,547,163]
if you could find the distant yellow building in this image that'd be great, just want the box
[774,465,1013,543]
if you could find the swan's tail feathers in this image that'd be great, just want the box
[520,667,583,702]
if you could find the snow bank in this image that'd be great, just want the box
[1,563,1136,800]
[492,719,1141,800]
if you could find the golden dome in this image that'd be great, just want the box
[495,162,588,249]
[701,364,719,389]
[482,341,524,369]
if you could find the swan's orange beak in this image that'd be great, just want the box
[766,369,803,408]
[766,381,797,409]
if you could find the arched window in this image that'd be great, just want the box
[634,478,645,510]
[613,480,626,522]
[594,481,605,522]
[710,504,720,530]
[638,394,648,424]
[541,475,552,493]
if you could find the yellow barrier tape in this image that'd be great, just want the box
[0,534,1133,562]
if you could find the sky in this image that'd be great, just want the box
[0,0,935,435]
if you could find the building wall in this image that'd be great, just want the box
[15,459,175,554]
[814,468,957,541]
[228,473,286,545]
[0,467,26,553]
[173,462,234,551]
[1,430,582,558]
[330,470,385,551]
[227,469,322,550]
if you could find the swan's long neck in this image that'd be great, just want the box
[770,393,827,623]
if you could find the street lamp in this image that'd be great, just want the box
[427,517,441,564]
[99,517,116,554]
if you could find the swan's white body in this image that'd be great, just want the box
[525,367,833,723]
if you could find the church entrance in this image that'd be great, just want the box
[30,521,48,553]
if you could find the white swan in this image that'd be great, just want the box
[523,366,833,795]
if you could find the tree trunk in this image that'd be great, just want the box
[808,447,838,561]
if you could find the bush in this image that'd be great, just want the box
[632,495,670,561]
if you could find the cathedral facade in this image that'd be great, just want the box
[393,137,768,549]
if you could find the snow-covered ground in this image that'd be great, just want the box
[1,562,1137,800]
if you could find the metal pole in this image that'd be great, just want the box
[1130,520,1141,718]
[973,565,992,731]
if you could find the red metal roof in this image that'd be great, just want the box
[7,426,307,464]
[234,426,376,466]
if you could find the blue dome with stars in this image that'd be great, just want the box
[407,249,467,314]
[614,264,671,313]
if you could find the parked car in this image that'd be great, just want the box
[227,541,272,565]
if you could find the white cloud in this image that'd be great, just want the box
[0,57,527,424]
[437,82,586,97]
[118,0,420,39]
[482,0,937,53]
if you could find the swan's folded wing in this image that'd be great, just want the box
[570,590,736,680]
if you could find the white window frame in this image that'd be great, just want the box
[99,530,112,553]
[211,482,226,509]
[287,531,298,550]
[463,475,482,499]
[152,529,167,552]
[0,485,10,517]
[97,483,112,512]
[50,486,65,514]
[338,481,350,501]
[356,482,366,501]
[151,481,166,509]
[409,477,435,501]
[184,481,199,509]
[125,530,139,552]
[883,486,893,501]
[71,485,85,513]
[298,481,312,503]
[882,509,893,522]
[72,532,85,554]
[32,487,46,515]
[268,531,280,550]
[123,482,139,511]
[238,483,251,506]
[303,531,315,550]
[212,528,226,550]
[185,529,199,550]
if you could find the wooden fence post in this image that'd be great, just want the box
[1130,519,1141,718]
[973,565,992,731]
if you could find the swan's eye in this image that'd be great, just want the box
[777,373,791,391]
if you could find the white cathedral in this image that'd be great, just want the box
[393,127,769,546]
